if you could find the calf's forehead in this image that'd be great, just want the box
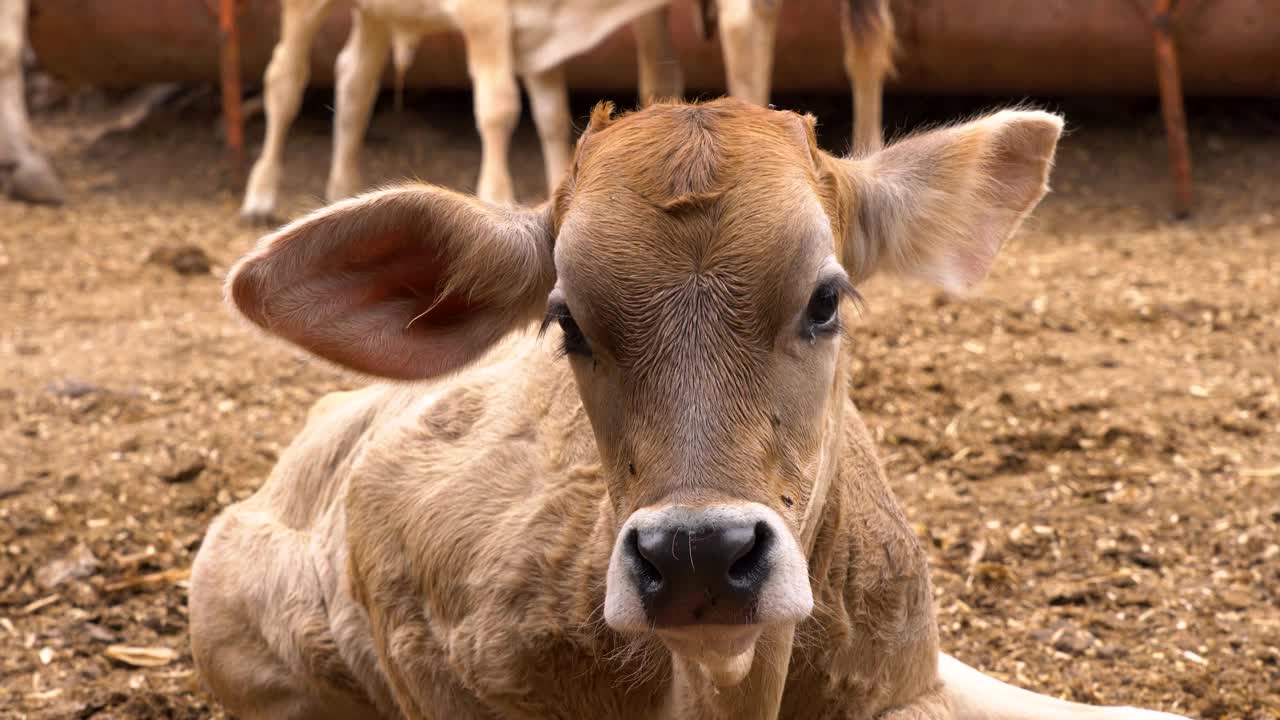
[552,102,836,328]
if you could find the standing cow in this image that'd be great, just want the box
[239,0,896,222]
[193,98,1189,720]
[0,0,64,204]
[699,0,894,153]
[239,0,683,221]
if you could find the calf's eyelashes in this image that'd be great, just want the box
[540,299,591,358]
[802,273,858,341]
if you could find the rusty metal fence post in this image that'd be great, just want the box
[1140,0,1196,218]
[218,0,245,191]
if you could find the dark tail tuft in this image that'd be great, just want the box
[693,0,717,41]
[845,0,894,49]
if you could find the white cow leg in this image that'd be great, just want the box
[523,66,570,196]
[632,5,683,105]
[241,0,333,222]
[0,0,63,205]
[840,0,894,155]
[716,0,779,107]
[0,0,20,169]
[465,26,519,204]
[849,62,885,155]
[940,653,1190,720]
[327,8,390,203]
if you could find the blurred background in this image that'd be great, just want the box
[1,1,1277,718]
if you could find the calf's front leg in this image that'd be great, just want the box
[190,508,386,720]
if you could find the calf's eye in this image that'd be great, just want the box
[542,302,592,358]
[806,283,841,333]
[558,313,590,356]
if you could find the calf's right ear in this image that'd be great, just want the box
[227,185,555,380]
[835,109,1064,293]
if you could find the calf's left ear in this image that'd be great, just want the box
[835,109,1063,292]
[226,185,555,380]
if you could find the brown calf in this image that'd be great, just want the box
[192,99,1187,720]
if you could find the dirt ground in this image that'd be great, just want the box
[1,88,1277,719]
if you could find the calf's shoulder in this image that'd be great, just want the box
[341,332,665,717]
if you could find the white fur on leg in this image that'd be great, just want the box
[466,30,519,204]
[523,66,571,195]
[241,0,335,221]
[940,652,1191,720]
[326,9,391,203]
[715,0,779,106]
[838,0,893,155]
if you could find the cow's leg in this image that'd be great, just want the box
[939,653,1189,720]
[715,0,780,106]
[840,0,894,155]
[326,8,391,203]
[0,0,63,204]
[241,0,333,222]
[523,66,570,195]
[190,508,381,720]
[0,0,22,170]
[632,5,683,105]
[461,15,519,203]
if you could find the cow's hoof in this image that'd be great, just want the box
[239,208,279,226]
[325,177,361,204]
[9,156,66,205]
[239,195,279,226]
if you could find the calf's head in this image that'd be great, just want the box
[228,99,1061,683]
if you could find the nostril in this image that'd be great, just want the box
[728,522,772,584]
[628,528,663,593]
[626,520,777,627]
[725,528,756,569]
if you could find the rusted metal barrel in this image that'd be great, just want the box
[27,0,1280,96]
